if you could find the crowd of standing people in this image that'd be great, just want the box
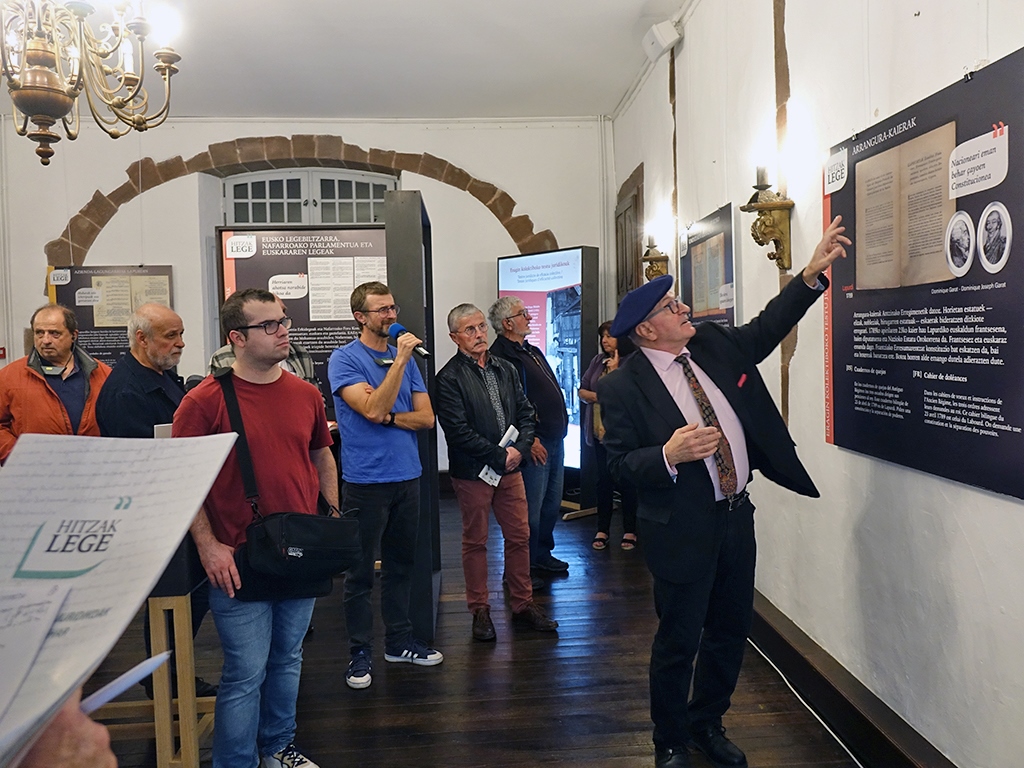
[0,216,847,768]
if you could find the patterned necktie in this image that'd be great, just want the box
[675,354,738,496]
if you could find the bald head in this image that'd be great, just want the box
[129,303,185,372]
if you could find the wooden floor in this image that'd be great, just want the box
[87,497,857,768]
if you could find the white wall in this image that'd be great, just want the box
[0,118,605,469]
[613,1,1024,766]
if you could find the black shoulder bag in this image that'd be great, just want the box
[216,369,361,602]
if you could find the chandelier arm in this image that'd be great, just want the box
[80,44,139,132]
[50,9,79,88]
[12,103,28,135]
[140,76,172,127]
[62,11,87,94]
[60,94,79,139]
[1,5,28,81]
[80,80,127,136]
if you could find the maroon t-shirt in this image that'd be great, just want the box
[173,373,332,549]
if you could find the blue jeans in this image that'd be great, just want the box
[520,434,565,565]
[207,587,316,768]
[342,479,420,655]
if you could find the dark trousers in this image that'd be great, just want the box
[648,497,756,750]
[342,478,420,655]
[594,440,637,535]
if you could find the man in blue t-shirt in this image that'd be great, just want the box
[328,281,442,690]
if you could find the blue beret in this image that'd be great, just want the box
[610,274,674,337]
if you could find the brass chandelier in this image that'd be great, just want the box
[1,1,181,165]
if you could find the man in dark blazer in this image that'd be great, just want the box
[598,217,849,768]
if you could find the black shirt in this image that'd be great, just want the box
[490,334,568,441]
[96,352,185,438]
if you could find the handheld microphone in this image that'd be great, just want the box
[388,322,431,359]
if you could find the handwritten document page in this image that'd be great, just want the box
[0,585,70,725]
[0,433,235,763]
[855,122,956,290]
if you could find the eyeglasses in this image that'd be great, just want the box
[360,304,401,317]
[458,322,489,337]
[236,316,293,335]
[505,309,531,322]
[644,298,686,322]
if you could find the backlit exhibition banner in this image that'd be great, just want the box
[679,203,736,329]
[219,227,386,415]
[824,47,1024,498]
[48,265,174,367]
[497,248,584,470]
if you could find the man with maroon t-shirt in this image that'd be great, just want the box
[173,288,337,768]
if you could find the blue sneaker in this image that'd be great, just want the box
[345,649,373,689]
[384,638,444,666]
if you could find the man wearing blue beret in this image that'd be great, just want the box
[598,217,850,768]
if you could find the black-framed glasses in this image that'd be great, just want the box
[506,309,531,322]
[644,298,686,322]
[236,316,293,335]
[359,304,401,317]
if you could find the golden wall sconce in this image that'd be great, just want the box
[641,236,669,281]
[739,167,794,272]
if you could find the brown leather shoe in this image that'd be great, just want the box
[511,602,558,631]
[472,607,496,642]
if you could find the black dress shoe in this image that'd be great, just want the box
[689,724,747,767]
[654,746,691,767]
[472,607,496,641]
[511,602,558,631]
[533,553,569,572]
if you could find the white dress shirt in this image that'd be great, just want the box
[640,346,749,500]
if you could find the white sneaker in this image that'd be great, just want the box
[261,744,320,768]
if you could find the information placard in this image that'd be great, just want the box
[219,227,386,415]
[497,248,591,470]
[47,265,174,367]
[825,48,1024,498]
[679,203,736,329]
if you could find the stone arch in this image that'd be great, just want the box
[44,133,559,266]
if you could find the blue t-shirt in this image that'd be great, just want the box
[328,339,426,484]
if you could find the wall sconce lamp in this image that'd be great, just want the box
[641,236,669,281]
[739,167,795,271]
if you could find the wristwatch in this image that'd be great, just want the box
[384,412,396,426]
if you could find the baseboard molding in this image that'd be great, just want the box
[751,592,956,768]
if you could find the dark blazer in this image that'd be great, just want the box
[597,276,825,584]
[435,351,536,480]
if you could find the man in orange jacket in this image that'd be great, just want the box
[0,304,111,463]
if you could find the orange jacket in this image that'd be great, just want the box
[0,347,112,463]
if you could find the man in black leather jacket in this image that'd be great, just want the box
[435,303,558,642]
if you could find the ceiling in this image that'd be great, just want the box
[162,0,683,120]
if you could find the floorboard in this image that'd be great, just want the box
[86,496,857,768]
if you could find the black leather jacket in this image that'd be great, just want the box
[435,351,536,480]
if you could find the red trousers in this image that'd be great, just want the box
[451,473,533,612]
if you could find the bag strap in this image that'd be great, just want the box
[215,368,262,519]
